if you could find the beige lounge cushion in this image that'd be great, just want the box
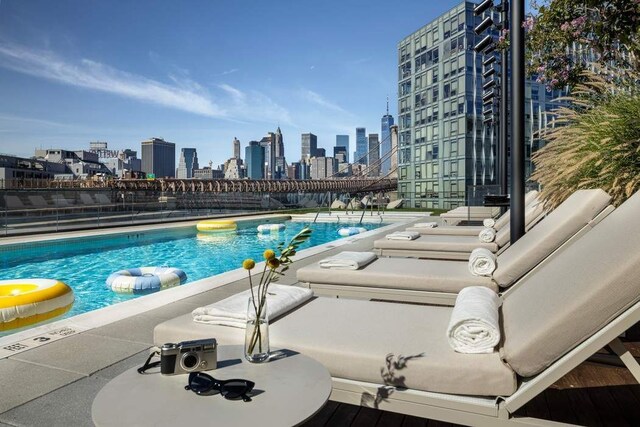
[155,297,516,396]
[493,190,539,231]
[406,225,484,236]
[493,189,611,288]
[502,189,640,378]
[374,234,499,254]
[296,257,497,293]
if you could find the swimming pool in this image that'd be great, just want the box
[0,219,385,335]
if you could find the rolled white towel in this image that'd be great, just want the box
[386,231,420,240]
[468,248,497,277]
[447,287,501,354]
[192,284,313,327]
[318,251,377,270]
[478,227,496,243]
[413,222,438,228]
[483,218,496,228]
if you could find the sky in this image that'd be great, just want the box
[0,0,462,168]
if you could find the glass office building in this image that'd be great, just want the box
[397,1,563,209]
[335,135,349,163]
[354,128,367,165]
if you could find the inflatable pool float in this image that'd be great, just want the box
[196,220,237,232]
[257,223,286,233]
[106,267,187,294]
[0,279,74,331]
[338,226,368,237]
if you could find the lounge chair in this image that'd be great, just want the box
[374,196,547,260]
[439,206,500,225]
[406,191,540,237]
[297,189,613,304]
[154,188,640,425]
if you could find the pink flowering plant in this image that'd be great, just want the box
[526,0,640,89]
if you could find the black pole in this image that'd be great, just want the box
[509,0,525,242]
[500,0,509,198]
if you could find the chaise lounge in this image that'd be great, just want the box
[297,189,612,304]
[154,189,640,425]
[373,192,550,259]
[406,191,540,237]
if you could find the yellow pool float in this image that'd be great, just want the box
[196,220,237,232]
[0,279,74,331]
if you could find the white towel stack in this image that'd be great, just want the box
[192,284,313,328]
[478,227,496,243]
[386,231,420,240]
[468,248,497,277]
[318,251,377,270]
[446,287,501,354]
[483,218,496,228]
[414,222,438,228]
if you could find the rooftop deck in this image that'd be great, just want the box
[0,219,638,426]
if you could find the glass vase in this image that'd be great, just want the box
[244,297,270,363]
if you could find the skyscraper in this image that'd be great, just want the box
[245,141,265,180]
[381,100,395,176]
[301,133,318,162]
[368,133,380,177]
[397,1,563,209]
[141,137,175,178]
[259,132,276,179]
[335,135,349,163]
[232,137,241,160]
[176,148,199,179]
[355,128,367,165]
[274,126,286,179]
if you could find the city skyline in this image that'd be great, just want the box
[0,0,462,167]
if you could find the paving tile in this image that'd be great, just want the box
[86,314,162,345]
[92,349,149,380]
[139,301,201,321]
[0,359,84,414]
[10,333,148,376]
[0,375,109,427]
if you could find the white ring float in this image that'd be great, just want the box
[257,223,286,233]
[106,267,187,294]
[338,227,368,237]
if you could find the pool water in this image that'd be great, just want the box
[0,220,384,335]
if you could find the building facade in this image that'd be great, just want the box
[381,107,395,176]
[233,137,241,160]
[310,157,337,180]
[335,135,349,163]
[301,133,318,162]
[354,127,367,165]
[176,148,199,179]
[141,137,176,178]
[367,133,380,177]
[397,1,562,209]
[245,141,265,180]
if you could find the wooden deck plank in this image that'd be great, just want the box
[401,414,428,427]
[351,407,382,427]
[301,400,339,427]
[518,391,550,419]
[544,388,579,425]
[564,388,603,427]
[586,386,631,426]
[606,385,640,425]
[376,410,405,426]
[325,401,361,426]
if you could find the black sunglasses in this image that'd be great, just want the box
[184,372,255,402]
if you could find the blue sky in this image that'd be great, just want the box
[0,0,462,168]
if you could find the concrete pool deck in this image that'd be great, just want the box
[0,214,420,425]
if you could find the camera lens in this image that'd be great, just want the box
[181,352,200,371]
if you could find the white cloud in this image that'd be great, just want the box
[300,89,347,114]
[220,68,238,75]
[0,42,291,125]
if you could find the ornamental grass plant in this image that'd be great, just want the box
[532,70,640,208]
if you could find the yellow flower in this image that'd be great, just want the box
[243,259,256,270]
[263,249,276,260]
[268,258,281,269]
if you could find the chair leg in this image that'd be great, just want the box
[609,337,640,383]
